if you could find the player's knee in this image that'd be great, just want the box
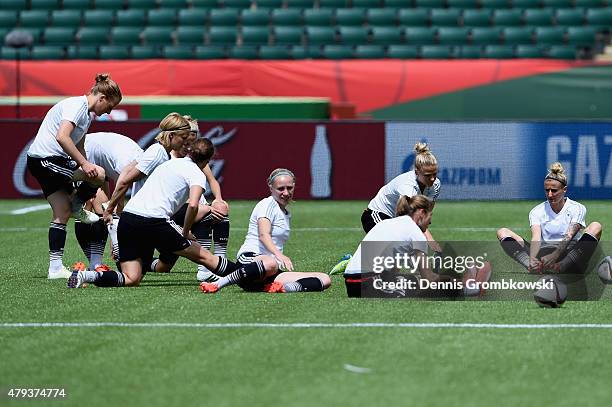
[94,166,106,185]
[261,256,278,273]
[496,228,510,240]
[586,222,602,239]
[318,274,331,289]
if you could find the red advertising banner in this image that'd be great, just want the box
[4,121,384,200]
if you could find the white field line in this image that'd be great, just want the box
[9,204,50,215]
[2,322,612,329]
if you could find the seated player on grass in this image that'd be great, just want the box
[200,168,331,294]
[497,162,602,274]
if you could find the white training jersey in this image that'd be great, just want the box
[345,215,428,275]
[27,96,94,159]
[368,170,441,217]
[124,157,206,219]
[85,132,143,182]
[238,196,291,257]
[136,143,171,177]
[529,198,587,241]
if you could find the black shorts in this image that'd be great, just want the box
[117,212,191,270]
[236,251,280,292]
[361,208,392,233]
[27,155,78,198]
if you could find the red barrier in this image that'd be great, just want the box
[4,121,384,199]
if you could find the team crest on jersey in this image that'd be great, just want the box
[68,160,78,170]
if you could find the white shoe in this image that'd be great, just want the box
[67,270,85,288]
[72,207,100,224]
[197,269,220,282]
[48,265,72,279]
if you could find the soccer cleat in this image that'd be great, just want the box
[48,265,72,279]
[72,261,86,271]
[329,254,352,275]
[263,282,286,293]
[94,264,111,272]
[199,282,219,293]
[67,269,86,288]
[71,207,100,224]
[197,269,220,283]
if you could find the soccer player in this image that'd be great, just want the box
[497,162,602,274]
[68,138,256,288]
[26,73,122,279]
[200,168,331,294]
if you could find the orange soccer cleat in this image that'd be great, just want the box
[199,282,219,293]
[71,262,86,271]
[263,282,286,293]
[94,264,111,272]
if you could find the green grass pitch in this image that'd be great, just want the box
[1,199,611,406]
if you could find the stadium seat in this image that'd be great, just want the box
[286,0,314,8]
[482,44,514,58]
[502,26,533,44]
[586,9,612,29]
[511,0,540,7]
[338,26,368,45]
[31,45,65,60]
[566,26,597,46]
[99,45,131,59]
[574,0,606,7]
[366,9,396,26]
[66,45,99,59]
[258,45,291,59]
[159,0,190,8]
[355,44,385,58]
[1,46,31,59]
[437,27,469,44]
[371,26,402,45]
[14,28,42,44]
[63,0,92,9]
[273,26,303,45]
[224,0,253,8]
[353,0,382,7]
[50,10,82,28]
[541,0,573,7]
[304,9,334,26]
[241,9,270,26]
[515,44,544,57]
[241,26,270,45]
[142,26,174,45]
[480,0,510,8]
[430,9,461,26]
[116,10,147,27]
[43,27,75,45]
[30,0,59,10]
[161,45,194,58]
[18,10,50,28]
[547,44,576,59]
[207,26,238,44]
[0,11,19,28]
[127,0,158,9]
[458,45,482,58]
[448,0,480,8]
[420,45,454,58]
[462,9,492,27]
[415,0,445,7]
[194,45,227,58]
[555,9,585,26]
[523,8,554,26]
[0,29,7,44]
[534,26,565,45]
[178,9,208,26]
[94,0,125,10]
[335,9,365,26]
[322,44,354,59]
[319,0,349,7]
[397,9,429,26]
[77,27,111,45]
[84,10,115,27]
[254,0,284,8]
[470,27,502,44]
[1,0,27,11]
[404,27,436,44]
[387,44,418,58]
[492,9,522,26]
[209,9,240,26]
[131,45,161,59]
[287,45,305,59]
[271,9,302,26]
[110,27,143,45]
[306,26,336,45]
[191,0,218,6]
[228,45,259,59]
[175,26,205,44]
[148,9,178,27]
[383,0,408,8]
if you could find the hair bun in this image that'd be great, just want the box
[414,142,430,155]
[95,73,110,83]
[549,162,565,175]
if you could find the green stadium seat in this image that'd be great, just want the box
[515,44,544,57]
[382,0,407,7]
[458,45,482,58]
[510,0,540,7]
[241,9,270,26]
[387,44,418,58]
[288,44,309,59]
[142,26,174,45]
[0,11,18,28]
[43,27,75,45]
[131,45,161,59]
[175,26,205,44]
[178,9,207,26]
[0,29,9,43]
[110,27,143,45]
[352,0,382,7]
[271,9,302,25]
[14,28,43,44]
[127,0,158,9]
[493,9,522,26]
[258,44,291,59]
[414,0,444,7]
[523,8,554,26]
[84,10,115,27]
[335,9,365,26]
[470,27,501,44]
[480,0,510,8]
[338,26,368,44]
[354,44,384,58]
[306,26,336,44]
[191,0,218,6]
[94,0,125,9]
[223,0,253,8]
[77,27,111,45]
[555,9,585,26]
[430,9,461,27]
[99,45,130,59]
[31,45,65,60]
[547,44,576,59]
[241,26,270,44]
[534,26,564,45]
[566,26,597,46]
[462,10,492,27]
[19,10,50,28]
[319,0,348,7]
[63,0,93,10]
[1,46,31,59]
[437,27,469,45]
[397,8,429,26]
[207,26,238,44]
[116,10,147,27]
[420,45,454,58]
[285,0,314,8]
[304,9,334,26]
[482,44,514,58]
[366,9,396,26]
[66,45,99,59]
[254,0,284,8]
[209,9,240,26]
[322,44,353,59]
[307,45,327,59]
[229,45,259,59]
[1,0,27,11]
[51,10,82,28]
[541,0,573,7]
[586,9,612,29]
[30,0,59,10]
[502,26,533,44]
[574,0,606,7]
[273,26,303,45]
[447,0,479,8]
[371,26,402,44]
[194,45,226,58]
[158,0,190,8]
[404,26,435,44]
[148,9,178,27]
[162,45,194,58]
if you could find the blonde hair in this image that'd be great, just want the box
[267,168,295,186]
[396,195,434,217]
[89,73,122,104]
[155,112,191,148]
[414,142,438,170]
[183,115,199,133]
[545,162,567,186]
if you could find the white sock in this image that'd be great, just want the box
[49,259,63,271]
